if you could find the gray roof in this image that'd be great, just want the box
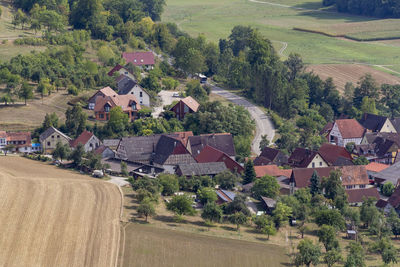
[261,196,277,208]
[39,127,71,142]
[103,139,121,148]
[118,78,138,95]
[177,162,227,176]
[101,158,141,173]
[117,135,162,164]
[216,189,236,202]
[372,161,400,184]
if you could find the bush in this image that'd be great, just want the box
[382,182,395,197]
[67,85,79,96]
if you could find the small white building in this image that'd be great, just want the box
[70,131,101,152]
[117,75,151,107]
[329,119,365,147]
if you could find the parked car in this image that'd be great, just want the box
[172,92,180,97]
[92,170,104,178]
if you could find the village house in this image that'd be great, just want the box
[117,75,151,107]
[376,186,400,214]
[170,96,200,120]
[365,162,389,179]
[0,131,6,152]
[69,131,101,152]
[6,132,32,153]
[94,94,141,121]
[261,196,277,214]
[187,133,236,159]
[39,127,71,154]
[328,119,365,147]
[253,147,288,166]
[358,132,400,164]
[288,148,328,168]
[94,145,115,159]
[195,145,244,173]
[175,162,227,178]
[122,52,155,70]
[318,143,354,166]
[371,161,400,185]
[359,113,397,133]
[108,64,136,80]
[88,86,118,110]
[346,187,380,206]
[216,189,236,204]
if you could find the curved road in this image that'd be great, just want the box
[208,83,275,155]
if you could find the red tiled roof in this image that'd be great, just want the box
[94,145,107,155]
[318,143,353,165]
[181,96,200,112]
[388,186,400,208]
[6,132,31,147]
[346,187,380,204]
[108,64,123,76]
[196,145,244,173]
[122,52,155,66]
[291,167,335,188]
[254,165,292,178]
[172,131,194,147]
[340,165,369,186]
[335,119,365,139]
[0,131,6,138]
[70,131,94,148]
[365,162,390,173]
[94,94,141,113]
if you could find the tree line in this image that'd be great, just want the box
[323,0,400,18]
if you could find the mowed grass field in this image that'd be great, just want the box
[121,224,289,267]
[0,156,121,267]
[163,0,400,70]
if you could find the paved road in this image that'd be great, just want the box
[209,83,275,155]
[107,176,130,187]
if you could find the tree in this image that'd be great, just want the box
[225,195,251,216]
[272,202,292,228]
[323,170,347,210]
[65,106,87,137]
[323,249,342,267]
[3,144,15,156]
[18,81,33,105]
[344,242,365,267]
[36,79,50,103]
[284,53,304,82]
[107,106,129,135]
[315,209,345,230]
[201,202,222,223]
[318,224,339,251]
[388,208,400,238]
[52,141,69,162]
[137,199,156,222]
[310,170,322,196]
[215,170,239,190]
[251,175,280,200]
[353,74,379,108]
[159,174,179,196]
[0,94,14,106]
[69,143,85,168]
[120,161,128,176]
[259,134,269,151]
[197,187,217,205]
[30,19,41,34]
[228,212,248,231]
[253,214,276,239]
[382,182,395,197]
[185,80,208,102]
[352,156,369,165]
[345,142,355,153]
[294,239,321,267]
[70,0,103,30]
[243,160,256,184]
[360,197,380,228]
[42,113,59,130]
[167,194,195,216]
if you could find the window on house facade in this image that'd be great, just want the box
[57,135,60,138]
[312,162,315,168]
[132,103,137,110]
[346,185,353,189]
[100,114,104,119]
[140,92,143,97]
[359,184,366,188]
[319,162,322,166]
[52,135,54,139]
[105,106,110,112]
[47,142,50,146]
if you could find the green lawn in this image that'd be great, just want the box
[163,0,400,66]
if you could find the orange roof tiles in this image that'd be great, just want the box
[365,162,390,173]
[181,96,199,112]
[94,94,141,112]
[254,165,292,178]
[70,131,94,148]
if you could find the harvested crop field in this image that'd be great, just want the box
[307,64,400,92]
[0,156,121,267]
[121,223,289,267]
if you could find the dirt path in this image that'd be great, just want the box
[0,157,121,267]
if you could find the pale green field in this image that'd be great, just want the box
[163,0,400,68]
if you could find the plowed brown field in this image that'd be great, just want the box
[0,156,121,267]
[307,64,400,93]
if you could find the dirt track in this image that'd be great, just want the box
[0,157,121,267]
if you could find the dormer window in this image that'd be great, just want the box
[104,105,110,112]
[131,103,137,110]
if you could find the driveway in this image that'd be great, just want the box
[152,90,180,118]
[209,83,275,155]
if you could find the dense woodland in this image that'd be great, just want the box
[323,0,400,18]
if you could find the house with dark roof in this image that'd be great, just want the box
[195,145,244,173]
[216,189,236,204]
[318,143,353,166]
[39,127,71,154]
[187,133,236,159]
[346,187,380,206]
[254,147,288,166]
[176,162,227,177]
[170,96,200,120]
[288,148,328,168]
[358,132,400,164]
[290,165,370,190]
[122,52,155,70]
[261,196,277,214]
[376,186,400,214]
[365,162,389,179]
[70,131,101,152]
[94,145,115,159]
[359,113,397,133]
[117,75,151,107]
[94,94,141,121]
[88,87,118,110]
[329,119,365,147]
[108,64,136,80]
[371,161,400,185]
